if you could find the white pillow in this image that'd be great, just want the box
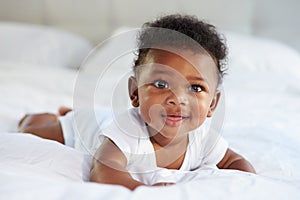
[0,22,93,69]
[224,31,300,78]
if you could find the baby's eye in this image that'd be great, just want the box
[188,84,203,92]
[153,80,169,89]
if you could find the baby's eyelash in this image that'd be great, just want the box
[152,80,204,93]
[153,80,169,89]
[188,84,203,92]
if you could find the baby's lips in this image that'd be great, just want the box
[167,115,183,120]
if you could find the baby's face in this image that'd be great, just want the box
[130,49,219,140]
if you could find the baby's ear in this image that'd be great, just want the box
[128,76,139,107]
[207,90,221,117]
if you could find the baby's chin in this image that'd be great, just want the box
[150,125,192,139]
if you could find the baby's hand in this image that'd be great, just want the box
[152,182,175,187]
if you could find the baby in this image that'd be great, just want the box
[19,14,255,190]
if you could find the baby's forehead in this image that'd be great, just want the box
[146,48,213,64]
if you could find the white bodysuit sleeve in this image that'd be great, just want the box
[59,107,113,155]
[58,111,75,147]
[200,130,228,166]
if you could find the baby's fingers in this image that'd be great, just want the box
[152,182,175,186]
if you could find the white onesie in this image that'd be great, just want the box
[59,107,228,184]
[58,107,113,155]
[100,108,228,184]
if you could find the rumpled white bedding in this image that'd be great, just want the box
[1,61,300,199]
[1,29,300,199]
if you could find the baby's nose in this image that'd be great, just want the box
[166,89,189,106]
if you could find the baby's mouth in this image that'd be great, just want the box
[161,114,190,127]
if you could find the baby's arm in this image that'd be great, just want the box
[217,148,256,173]
[90,138,145,190]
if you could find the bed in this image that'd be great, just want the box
[1,22,300,200]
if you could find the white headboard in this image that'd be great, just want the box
[0,0,299,51]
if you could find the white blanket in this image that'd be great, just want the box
[1,132,299,200]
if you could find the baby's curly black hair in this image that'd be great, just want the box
[134,14,228,83]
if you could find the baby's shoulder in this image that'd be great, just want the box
[100,108,150,152]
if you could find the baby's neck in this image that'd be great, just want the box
[150,133,189,169]
[150,133,188,148]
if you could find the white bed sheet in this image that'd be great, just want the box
[1,31,300,199]
[1,132,300,200]
[1,63,300,199]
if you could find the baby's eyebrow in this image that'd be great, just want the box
[186,75,209,84]
[151,69,208,82]
[151,69,173,75]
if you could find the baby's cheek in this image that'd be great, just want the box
[139,105,150,122]
[191,103,209,124]
[189,117,203,131]
[148,104,165,122]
